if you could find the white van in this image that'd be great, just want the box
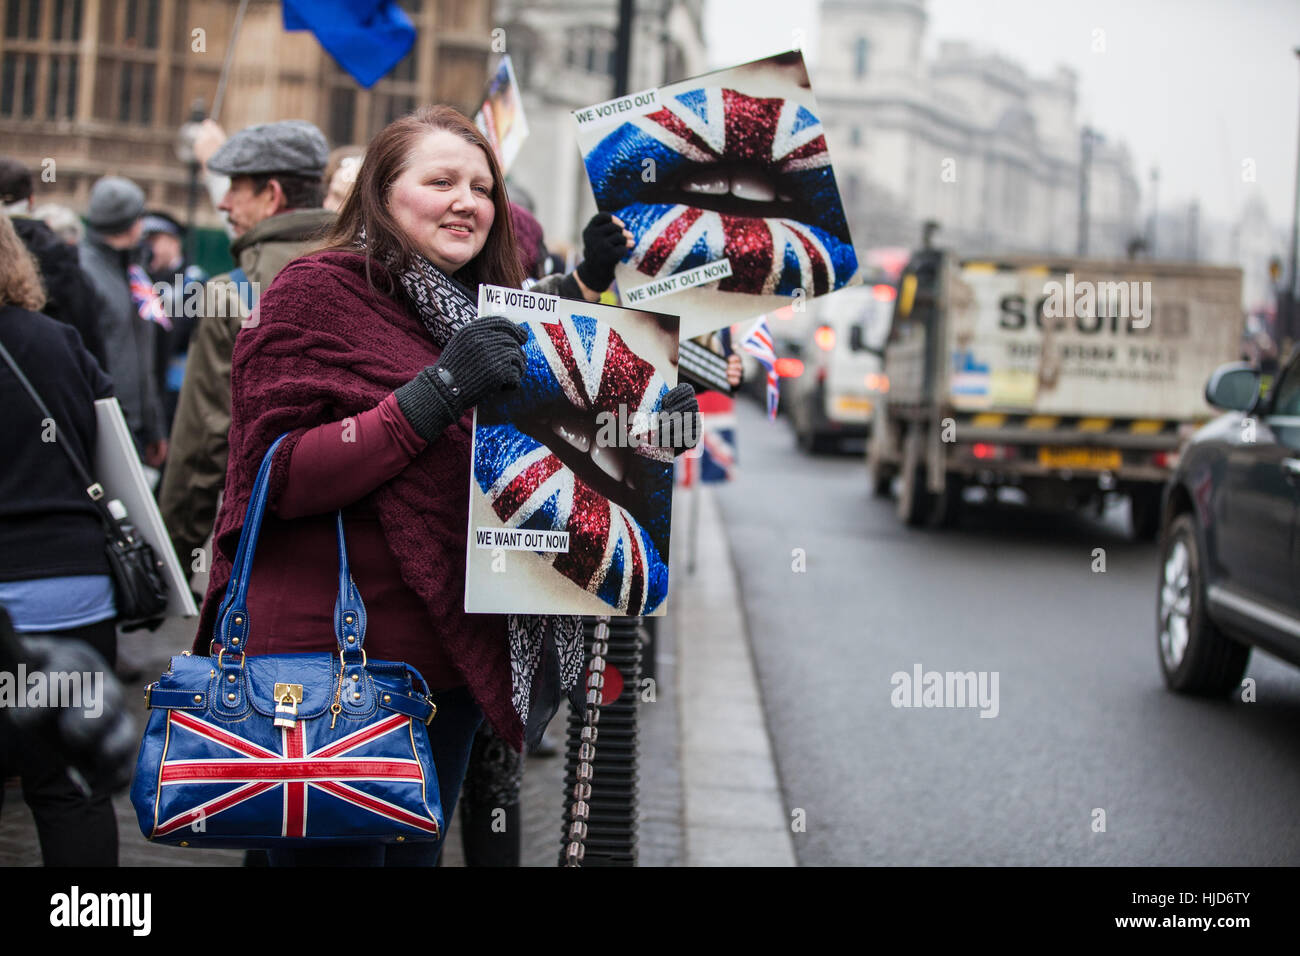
[781,284,893,453]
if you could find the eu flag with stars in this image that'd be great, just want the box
[283,0,415,89]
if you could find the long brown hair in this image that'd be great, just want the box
[0,215,46,310]
[322,105,524,294]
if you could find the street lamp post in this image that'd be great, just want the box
[1078,126,1096,256]
[1149,166,1160,259]
[174,98,207,267]
[1287,47,1300,349]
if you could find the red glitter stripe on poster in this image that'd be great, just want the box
[640,205,704,276]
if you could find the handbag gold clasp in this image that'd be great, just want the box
[273,683,303,729]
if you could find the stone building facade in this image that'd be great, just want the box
[815,0,1140,257]
[493,0,706,248]
[0,0,493,226]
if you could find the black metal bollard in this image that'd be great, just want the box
[641,615,657,684]
[559,615,643,866]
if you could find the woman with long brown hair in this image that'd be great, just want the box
[194,105,697,866]
[0,215,120,864]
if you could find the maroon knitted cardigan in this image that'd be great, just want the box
[193,249,521,749]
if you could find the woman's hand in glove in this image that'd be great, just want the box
[657,383,701,457]
[394,317,528,442]
[575,213,634,300]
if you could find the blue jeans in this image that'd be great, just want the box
[267,685,484,867]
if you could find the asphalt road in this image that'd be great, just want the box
[713,397,1300,865]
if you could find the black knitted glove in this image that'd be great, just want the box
[395,317,527,442]
[657,383,700,456]
[576,213,630,293]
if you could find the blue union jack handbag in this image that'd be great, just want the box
[130,433,443,847]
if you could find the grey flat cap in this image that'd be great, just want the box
[207,120,329,179]
[87,176,145,233]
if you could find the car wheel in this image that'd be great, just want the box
[1130,486,1161,541]
[868,458,895,498]
[811,432,836,454]
[795,420,815,453]
[928,473,963,529]
[1157,513,1250,695]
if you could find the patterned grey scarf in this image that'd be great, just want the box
[365,236,587,744]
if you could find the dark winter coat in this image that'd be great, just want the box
[10,215,107,368]
[79,230,164,453]
[0,305,115,581]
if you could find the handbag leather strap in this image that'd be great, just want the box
[213,432,367,662]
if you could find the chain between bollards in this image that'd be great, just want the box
[562,616,608,866]
[560,614,642,866]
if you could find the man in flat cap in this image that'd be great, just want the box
[160,119,335,574]
[79,175,168,466]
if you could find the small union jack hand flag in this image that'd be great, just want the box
[128,265,172,331]
[740,316,780,421]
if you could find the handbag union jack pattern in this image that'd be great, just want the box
[473,312,674,615]
[147,709,441,841]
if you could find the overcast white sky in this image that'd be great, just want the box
[703,0,1300,225]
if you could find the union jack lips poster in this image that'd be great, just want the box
[465,286,681,616]
[572,50,859,339]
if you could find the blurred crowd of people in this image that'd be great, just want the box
[1,118,363,866]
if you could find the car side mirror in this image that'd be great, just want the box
[1205,362,1261,412]
[849,321,886,357]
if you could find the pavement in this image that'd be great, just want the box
[672,484,797,865]
[1,483,794,867]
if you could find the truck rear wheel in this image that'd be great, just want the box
[897,459,932,526]
[929,473,963,528]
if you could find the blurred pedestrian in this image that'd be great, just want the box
[79,175,168,467]
[0,215,119,865]
[158,120,334,571]
[191,118,235,237]
[0,157,106,368]
[32,203,84,246]
[323,145,364,212]
[142,210,206,431]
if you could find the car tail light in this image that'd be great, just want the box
[872,283,896,302]
[972,442,1015,461]
[864,373,889,393]
[814,325,835,351]
[774,357,803,378]
[1152,450,1179,469]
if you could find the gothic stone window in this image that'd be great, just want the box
[567,25,614,77]
[1,0,85,120]
[93,0,162,126]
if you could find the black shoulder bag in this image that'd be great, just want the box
[0,339,169,626]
